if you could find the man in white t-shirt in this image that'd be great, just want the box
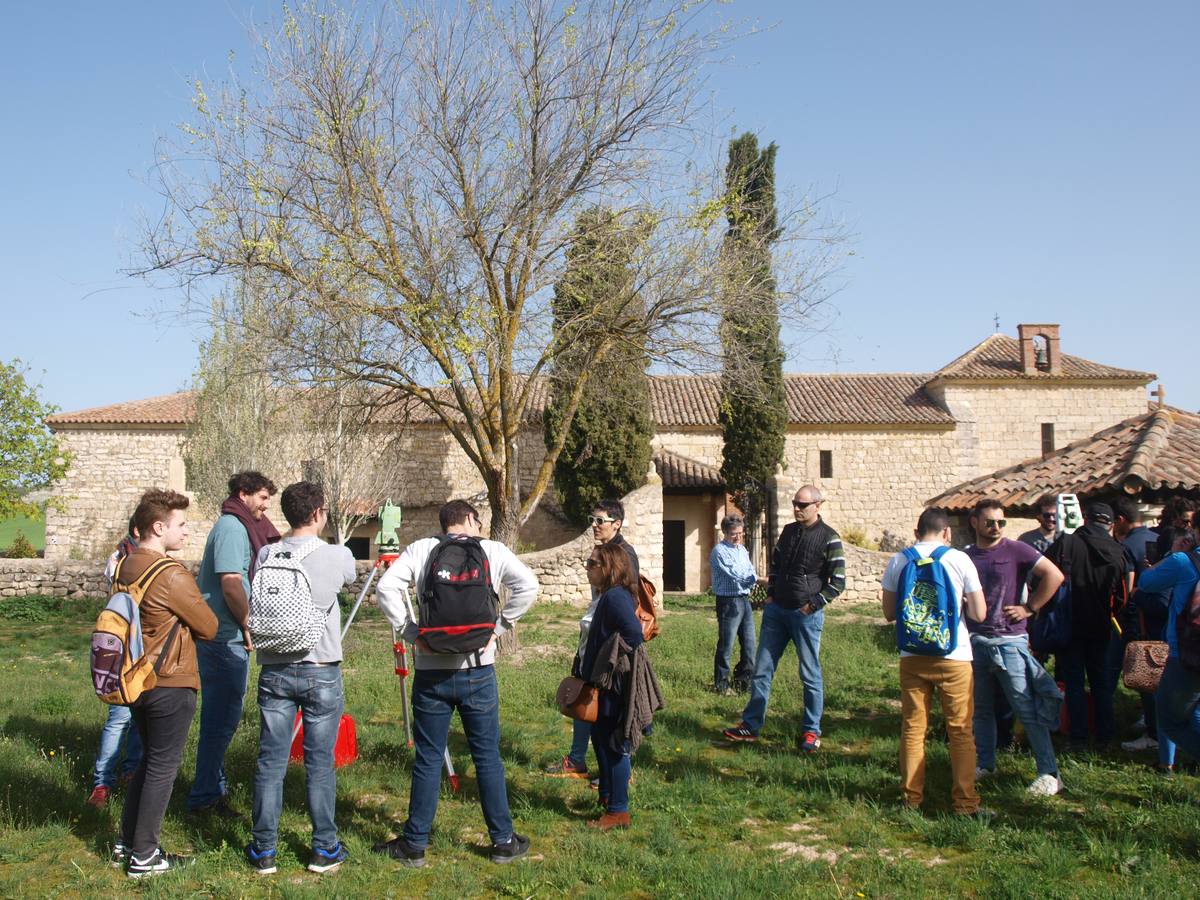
[881,507,986,816]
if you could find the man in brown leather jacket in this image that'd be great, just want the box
[116,489,218,878]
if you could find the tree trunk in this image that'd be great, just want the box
[488,501,521,548]
[497,627,519,656]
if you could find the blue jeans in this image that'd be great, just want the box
[1155,657,1200,763]
[714,596,757,691]
[188,640,250,810]
[1058,636,1115,743]
[972,636,1059,776]
[404,666,513,849]
[592,715,632,813]
[93,703,143,788]
[568,719,592,769]
[251,663,345,851]
[741,603,824,735]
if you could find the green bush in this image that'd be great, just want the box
[4,531,38,559]
[841,526,879,551]
[0,595,66,622]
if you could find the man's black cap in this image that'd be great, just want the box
[1086,502,1114,525]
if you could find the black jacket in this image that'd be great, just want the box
[1046,524,1127,640]
[768,518,845,610]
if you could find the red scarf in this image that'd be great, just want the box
[219,495,282,579]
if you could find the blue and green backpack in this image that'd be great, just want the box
[896,545,959,655]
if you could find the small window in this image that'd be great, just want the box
[819,450,833,479]
[1041,423,1055,457]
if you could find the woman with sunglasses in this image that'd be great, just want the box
[579,542,645,830]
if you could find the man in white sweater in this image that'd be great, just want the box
[373,500,538,868]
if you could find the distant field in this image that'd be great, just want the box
[0,513,45,552]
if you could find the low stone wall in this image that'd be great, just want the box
[1,539,894,606]
[840,543,891,605]
[1,457,667,608]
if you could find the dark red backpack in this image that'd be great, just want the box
[419,536,500,654]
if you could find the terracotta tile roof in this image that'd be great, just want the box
[653,449,724,489]
[928,406,1200,511]
[49,373,955,429]
[651,373,954,426]
[46,392,197,426]
[930,333,1154,383]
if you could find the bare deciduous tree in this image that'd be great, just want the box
[299,380,411,546]
[183,293,289,509]
[142,0,840,544]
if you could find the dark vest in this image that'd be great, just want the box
[773,519,836,609]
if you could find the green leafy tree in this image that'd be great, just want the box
[545,207,654,524]
[718,133,788,555]
[0,360,70,520]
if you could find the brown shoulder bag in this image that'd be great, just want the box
[1122,612,1169,694]
[556,676,599,722]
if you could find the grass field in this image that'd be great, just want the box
[0,592,1197,898]
[0,513,44,553]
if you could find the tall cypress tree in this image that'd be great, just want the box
[719,133,788,555]
[544,207,654,525]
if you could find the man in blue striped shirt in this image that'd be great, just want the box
[710,514,765,694]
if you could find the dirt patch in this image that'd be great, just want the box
[504,643,574,668]
[769,842,839,864]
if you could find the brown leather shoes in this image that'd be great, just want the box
[588,811,631,831]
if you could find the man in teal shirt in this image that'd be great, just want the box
[187,471,279,817]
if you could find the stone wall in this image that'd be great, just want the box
[840,543,891,605]
[929,382,1148,480]
[44,428,211,561]
[45,423,570,561]
[780,426,960,544]
[515,462,665,607]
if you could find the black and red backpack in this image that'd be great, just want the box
[419,535,500,654]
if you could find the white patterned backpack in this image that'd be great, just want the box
[248,540,327,653]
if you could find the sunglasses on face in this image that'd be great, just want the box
[585,558,600,568]
[1039,512,1056,520]
[588,515,618,526]
[982,519,1007,529]
[793,501,819,510]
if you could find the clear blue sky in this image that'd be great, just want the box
[2,1,1196,414]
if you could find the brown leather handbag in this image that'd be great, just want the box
[1123,640,1169,693]
[556,676,599,722]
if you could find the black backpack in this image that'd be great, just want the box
[419,535,500,654]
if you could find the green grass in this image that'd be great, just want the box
[0,512,44,553]
[0,593,1197,897]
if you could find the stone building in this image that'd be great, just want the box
[44,323,1154,597]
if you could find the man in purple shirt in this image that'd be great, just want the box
[965,500,1066,796]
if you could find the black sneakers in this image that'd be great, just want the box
[490,833,530,864]
[308,842,349,873]
[244,843,278,875]
[372,836,427,868]
[126,848,195,879]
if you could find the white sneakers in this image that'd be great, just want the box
[1027,774,1064,796]
[974,767,994,780]
[1121,734,1159,752]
